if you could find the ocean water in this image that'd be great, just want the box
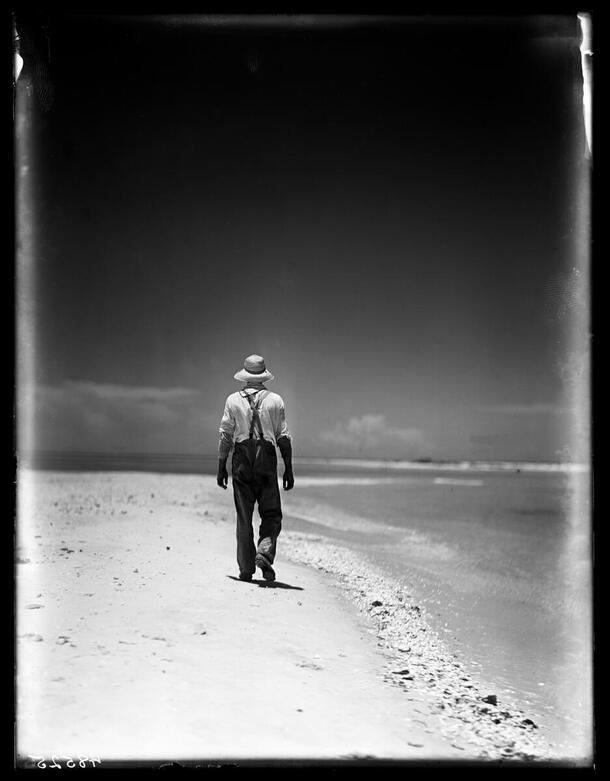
[280,463,593,759]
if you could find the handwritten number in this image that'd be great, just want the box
[26,754,101,769]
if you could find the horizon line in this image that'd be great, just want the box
[16,449,589,467]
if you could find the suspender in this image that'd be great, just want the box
[240,390,269,439]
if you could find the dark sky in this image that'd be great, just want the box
[17,13,590,461]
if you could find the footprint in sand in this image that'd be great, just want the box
[296,661,324,671]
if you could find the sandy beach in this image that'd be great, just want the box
[16,470,567,765]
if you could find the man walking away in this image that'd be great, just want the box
[216,354,294,582]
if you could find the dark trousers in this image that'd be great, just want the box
[232,438,282,575]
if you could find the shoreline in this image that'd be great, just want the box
[16,470,587,765]
[17,454,590,476]
[279,468,592,760]
[282,532,558,762]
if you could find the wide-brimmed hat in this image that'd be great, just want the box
[234,354,275,383]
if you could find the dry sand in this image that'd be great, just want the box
[16,470,560,765]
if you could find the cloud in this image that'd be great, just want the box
[61,381,201,403]
[318,413,425,454]
[478,403,570,416]
[18,381,218,453]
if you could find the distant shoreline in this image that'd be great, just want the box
[293,458,589,474]
[17,451,589,475]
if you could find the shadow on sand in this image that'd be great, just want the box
[226,575,304,590]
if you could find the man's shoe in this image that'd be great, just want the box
[255,553,276,582]
[238,571,252,582]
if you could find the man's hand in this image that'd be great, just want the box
[277,436,294,490]
[217,458,228,490]
[283,468,294,491]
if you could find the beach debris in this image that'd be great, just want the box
[481,694,498,706]
[16,557,31,564]
[25,603,44,609]
[166,546,170,550]
[520,718,538,729]
[341,754,378,761]
[371,600,383,607]
[20,633,44,642]
[391,668,413,678]
[56,636,70,645]
[296,661,323,671]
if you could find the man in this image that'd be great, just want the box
[217,354,294,582]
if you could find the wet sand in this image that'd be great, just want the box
[16,470,571,765]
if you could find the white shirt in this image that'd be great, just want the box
[218,385,291,457]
